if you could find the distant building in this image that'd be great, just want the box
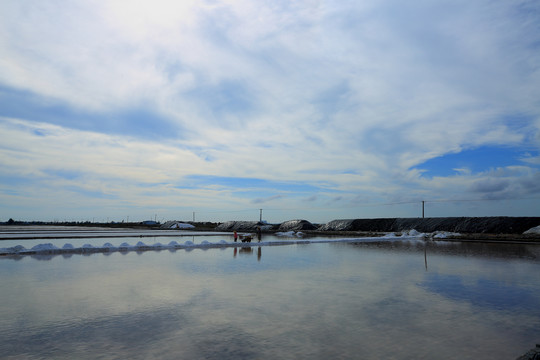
[141,220,158,225]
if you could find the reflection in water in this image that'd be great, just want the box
[424,245,428,271]
[1,240,539,359]
[239,247,253,255]
[233,246,263,261]
[420,273,539,311]
[341,239,540,261]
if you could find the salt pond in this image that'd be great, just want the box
[1,231,539,359]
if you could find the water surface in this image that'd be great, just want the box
[1,238,539,359]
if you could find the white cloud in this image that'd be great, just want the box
[0,0,539,221]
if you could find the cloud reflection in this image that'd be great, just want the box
[1,242,539,359]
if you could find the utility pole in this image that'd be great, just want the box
[193,212,195,222]
[422,201,425,218]
[259,209,263,222]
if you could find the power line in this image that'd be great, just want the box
[183,197,539,222]
[425,197,540,203]
[190,197,538,214]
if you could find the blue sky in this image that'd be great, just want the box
[1,0,539,223]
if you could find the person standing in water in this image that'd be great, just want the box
[233,230,238,242]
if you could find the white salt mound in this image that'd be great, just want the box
[402,229,423,237]
[524,225,540,235]
[432,231,461,239]
[170,222,195,229]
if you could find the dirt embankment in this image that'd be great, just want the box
[318,217,540,234]
[316,217,540,242]
[214,217,540,242]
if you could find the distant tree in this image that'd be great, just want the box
[7,218,15,225]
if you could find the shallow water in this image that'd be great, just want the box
[1,238,539,359]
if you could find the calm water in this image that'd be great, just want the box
[1,237,539,359]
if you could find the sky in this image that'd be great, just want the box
[1,0,539,224]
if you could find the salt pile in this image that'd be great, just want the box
[524,225,540,235]
[0,231,436,257]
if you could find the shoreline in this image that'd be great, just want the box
[2,216,540,244]
[1,227,539,244]
[299,230,540,244]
